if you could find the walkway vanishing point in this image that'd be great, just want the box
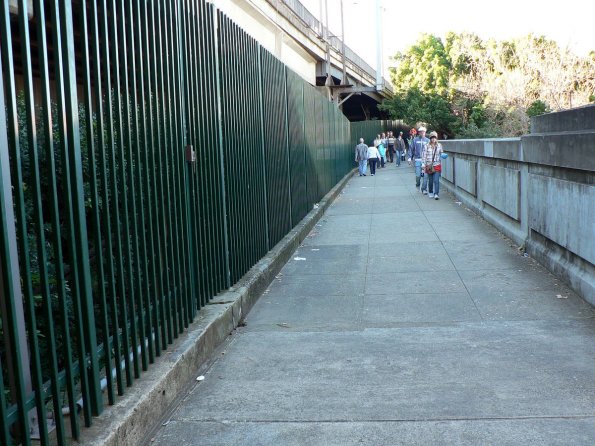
[151,165,595,446]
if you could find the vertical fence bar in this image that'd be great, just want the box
[0,11,33,441]
[218,15,236,283]
[107,0,134,387]
[116,0,141,379]
[59,0,103,417]
[16,0,54,438]
[180,0,198,322]
[47,0,86,435]
[79,0,115,408]
[154,0,174,346]
[159,0,178,340]
[214,8,232,290]
[124,0,150,371]
[97,0,128,394]
[141,0,165,358]
[283,66,293,230]
[1,1,42,443]
[257,48,271,252]
[204,3,221,301]
[197,0,213,306]
[185,1,207,314]
[174,0,191,329]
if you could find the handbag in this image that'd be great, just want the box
[425,146,437,173]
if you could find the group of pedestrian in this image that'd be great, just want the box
[355,137,383,176]
[354,126,446,200]
[407,126,445,199]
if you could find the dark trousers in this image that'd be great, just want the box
[380,156,385,168]
[369,158,378,175]
[388,147,394,162]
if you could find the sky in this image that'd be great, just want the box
[299,0,595,75]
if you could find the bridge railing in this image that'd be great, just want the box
[440,105,595,305]
[0,1,354,444]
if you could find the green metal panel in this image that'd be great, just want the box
[350,119,407,148]
[260,48,291,247]
[286,70,308,224]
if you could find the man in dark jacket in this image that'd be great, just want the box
[408,127,429,189]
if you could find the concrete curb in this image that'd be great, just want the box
[76,169,356,446]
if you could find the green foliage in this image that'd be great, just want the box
[526,100,550,117]
[390,34,451,96]
[384,32,594,138]
[380,88,459,137]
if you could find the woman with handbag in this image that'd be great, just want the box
[422,131,443,199]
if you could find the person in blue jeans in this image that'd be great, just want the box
[422,131,443,199]
[354,138,368,176]
[377,142,386,168]
[408,127,429,189]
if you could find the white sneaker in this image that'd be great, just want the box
[428,193,434,198]
[434,194,439,200]
[422,190,428,195]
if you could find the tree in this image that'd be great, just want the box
[382,32,594,138]
[379,88,460,138]
[390,34,451,96]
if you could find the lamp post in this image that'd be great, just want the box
[375,0,383,90]
[340,0,347,85]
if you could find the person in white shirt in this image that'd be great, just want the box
[367,144,381,176]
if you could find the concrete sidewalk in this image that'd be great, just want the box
[151,164,595,445]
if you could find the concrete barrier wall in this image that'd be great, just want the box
[440,105,595,306]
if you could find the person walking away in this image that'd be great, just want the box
[400,131,407,161]
[408,126,429,190]
[373,134,382,148]
[387,131,396,163]
[377,141,387,168]
[422,131,443,199]
[407,128,417,165]
[355,138,368,176]
[395,132,406,167]
[367,143,381,176]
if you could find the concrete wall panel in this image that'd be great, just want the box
[442,154,454,182]
[455,158,477,196]
[480,164,520,220]
[529,174,595,265]
[522,132,595,172]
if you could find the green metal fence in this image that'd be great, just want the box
[351,120,408,146]
[0,1,354,444]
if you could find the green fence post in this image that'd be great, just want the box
[0,33,33,443]
[213,7,232,289]
[59,0,103,417]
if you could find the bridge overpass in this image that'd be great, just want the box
[212,0,394,120]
